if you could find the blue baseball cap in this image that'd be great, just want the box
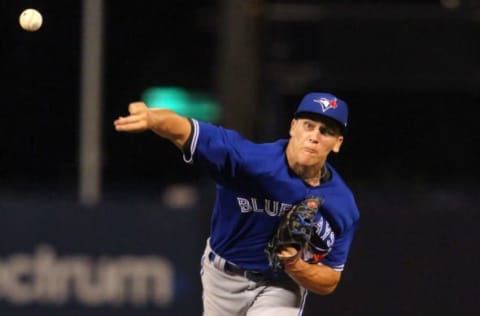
[294,92,349,130]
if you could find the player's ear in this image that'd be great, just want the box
[332,136,344,153]
[289,119,297,137]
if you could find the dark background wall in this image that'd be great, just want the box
[1,0,479,315]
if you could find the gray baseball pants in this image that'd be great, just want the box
[200,240,307,316]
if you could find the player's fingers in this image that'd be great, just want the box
[277,247,300,268]
[128,102,147,115]
[114,114,141,123]
[114,121,148,132]
[114,115,148,131]
[277,247,298,259]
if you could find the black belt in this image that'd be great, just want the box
[208,251,268,282]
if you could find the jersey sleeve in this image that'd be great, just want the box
[319,221,358,271]
[182,119,249,184]
[303,207,358,271]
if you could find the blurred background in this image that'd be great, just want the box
[1,0,479,315]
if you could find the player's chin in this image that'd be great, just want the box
[297,154,321,166]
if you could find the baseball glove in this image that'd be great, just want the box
[265,196,322,271]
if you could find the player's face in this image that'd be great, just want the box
[288,118,344,167]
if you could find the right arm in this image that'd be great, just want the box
[116,104,248,182]
[114,102,191,150]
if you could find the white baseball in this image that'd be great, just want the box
[19,8,43,32]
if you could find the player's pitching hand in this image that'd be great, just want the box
[114,102,151,132]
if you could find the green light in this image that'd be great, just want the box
[141,86,221,122]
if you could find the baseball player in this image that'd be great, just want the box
[114,92,360,316]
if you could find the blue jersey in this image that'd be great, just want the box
[184,120,360,272]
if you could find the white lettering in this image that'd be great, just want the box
[279,203,292,216]
[0,245,174,307]
[316,218,335,249]
[251,198,262,212]
[236,197,292,217]
[2,254,35,304]
[237,197,253,213]
[264,200,279,216]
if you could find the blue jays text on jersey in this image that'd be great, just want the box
[236,197,293,216]
[183,119,360,272]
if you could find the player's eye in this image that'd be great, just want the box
[303,121,316,131]
[319,126,335,136]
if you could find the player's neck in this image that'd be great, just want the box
[285,142,327,186]
[290,163,325,186]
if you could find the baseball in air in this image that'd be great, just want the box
[19,8,43,32]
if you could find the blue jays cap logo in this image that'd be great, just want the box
[295,92,349,128]
[313,97,338,112]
